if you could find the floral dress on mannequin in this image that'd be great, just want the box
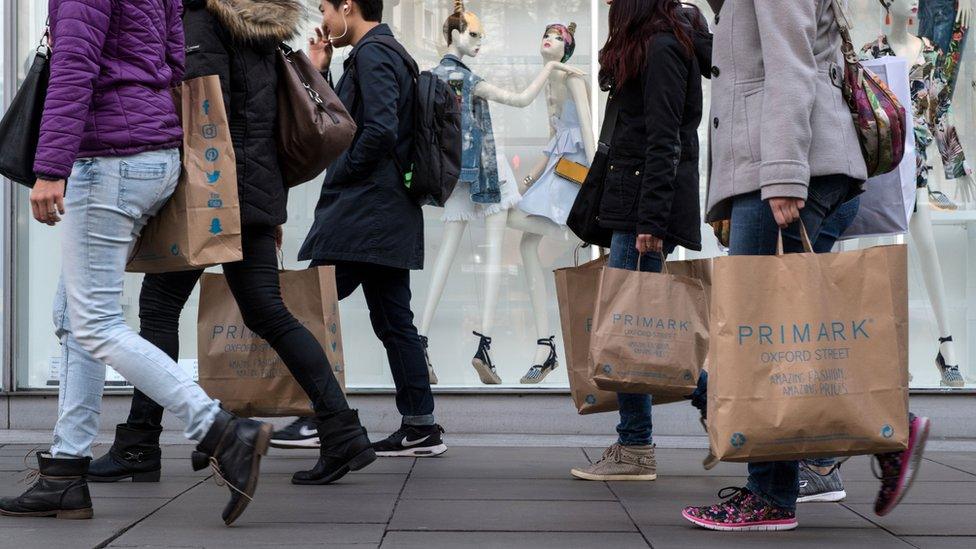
[861,34,971,198]
[517,97,588,225]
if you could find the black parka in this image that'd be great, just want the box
[597,25,713,252]
[183,0,303,227]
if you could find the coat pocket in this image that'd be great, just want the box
[743,88,764,164]
[599,156,643,221]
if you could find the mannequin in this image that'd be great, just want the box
[420,1,582,384]
[866,0,966,386]
[509,22,596,383]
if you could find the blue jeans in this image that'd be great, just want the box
[729,175,855,511]
[918,0,964,53]
[51,150,221,458]
[608,231,667,446]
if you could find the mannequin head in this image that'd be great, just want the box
[443,0,484,57]
[541,23,577,63]
[886,0,917,19]
[320,0,382,48]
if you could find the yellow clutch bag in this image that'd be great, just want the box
[554,157,589,185]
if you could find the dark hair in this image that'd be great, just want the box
[326,0,384,23]
[598,0,703,90]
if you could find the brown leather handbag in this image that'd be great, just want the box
[276,44,356,187]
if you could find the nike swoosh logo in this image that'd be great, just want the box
[298,426,318,437]
[799,481,808,488]
[402,435,431,447]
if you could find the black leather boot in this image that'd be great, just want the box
[0,452,93,520]
[291,409,376,485]
[88,424,162,483]
[191,410,272,526]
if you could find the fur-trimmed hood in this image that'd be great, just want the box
[204,0,304,42]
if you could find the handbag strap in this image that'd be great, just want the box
[830,0,859,65]
[598,92,621,148]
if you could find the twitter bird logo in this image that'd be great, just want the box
[206,170,220,184]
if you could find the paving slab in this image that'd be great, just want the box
[389,499,637,532]
[846,504,976,536]
[0,497,168,547]
[399,477,616,501]
[110,522,385,548]
[409,446,588,479]
[380,531,649,548]
[902,536,976,548]
[840,480,976,505]
[924,453,976,476]
[639,524,912,548]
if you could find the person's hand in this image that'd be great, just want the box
[768,197,806,228]
[958,2,972,27]
[30,178,65,226]
[274,225,283,250]
[308,24,334,72]
[549,61,586,77]
[636,233,664,255]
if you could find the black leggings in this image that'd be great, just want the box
[126,225,348,429]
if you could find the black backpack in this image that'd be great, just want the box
[349,35,461,206]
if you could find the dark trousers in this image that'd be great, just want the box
[126,225,349,429]
[311,260,435,424]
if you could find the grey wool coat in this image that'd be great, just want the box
[705,0,868,222]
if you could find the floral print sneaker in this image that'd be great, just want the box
[682,487,798,531]
[874,415,931,517]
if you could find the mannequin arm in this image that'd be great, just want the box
[521,156,550,193]
[474,62,582,107]
[567,74,596,161]
[958,1,973,27]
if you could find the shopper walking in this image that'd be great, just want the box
[0,0,270,526]
[86,0,376,488]
[568,0,711,482]
[294,0,446,458]
[682,0,931,531]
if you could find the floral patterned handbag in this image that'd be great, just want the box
[832,0,907,177]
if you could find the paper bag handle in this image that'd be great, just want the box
[573,243,607,267]
[637,250,669,274]
[776,221,815,255]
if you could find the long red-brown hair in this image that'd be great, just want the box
[599,0,704,91]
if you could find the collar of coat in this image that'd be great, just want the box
[205,0,304,42]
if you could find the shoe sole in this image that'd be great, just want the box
[269,438,321,449]
[797,490,847,503]
[223,423,272,527]
[570,469,656,481]
[520,363,558,384]
[0,507,93,520]
[877,417,931,517]
[681,510,797,531]
[472,358,502,385]
[290,447,378,486]
[88,469,161,483]
[376,444,448,458]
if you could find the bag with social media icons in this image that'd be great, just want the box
[589,255,710,399]
[127,75,242,273]
[708,229,909,462]
[197,267,346,417]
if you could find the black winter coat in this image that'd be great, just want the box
[597,27,712,252]
[298,25,423,270]
[183,0,303,228]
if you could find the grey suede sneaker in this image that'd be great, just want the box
[797,462,847,503]
[571,443,656,481]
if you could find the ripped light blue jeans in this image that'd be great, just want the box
[51,149,221,458]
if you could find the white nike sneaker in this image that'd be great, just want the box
[372,424,447,457]
[270,417,320,449]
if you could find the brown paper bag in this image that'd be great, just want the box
[127,75,242,273]
[555,255,618,415]
[708,243,910,462]
[589,259,709,397]
[197,267,345,417]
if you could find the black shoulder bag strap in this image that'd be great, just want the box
[597,92,621,153]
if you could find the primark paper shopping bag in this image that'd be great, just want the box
[128,75,242,273]
[589,257,709,398]
[197,267,346,417]
[708,235,910,462]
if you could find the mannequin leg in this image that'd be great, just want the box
[910,191,961,378]
[480,210,509,335]
[419,220,468,336]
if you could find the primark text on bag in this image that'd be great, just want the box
[708,232,910,462]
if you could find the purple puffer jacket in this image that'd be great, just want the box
[33,0,185,180]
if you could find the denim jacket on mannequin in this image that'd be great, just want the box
[432,55,501,204]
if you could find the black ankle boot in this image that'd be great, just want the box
[191,410,272,526]
[0,452,93,520]
[291,409,376,485]
[89,424,162,483]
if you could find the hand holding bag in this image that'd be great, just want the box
[276,44,356,187]
[0,29,50,187]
